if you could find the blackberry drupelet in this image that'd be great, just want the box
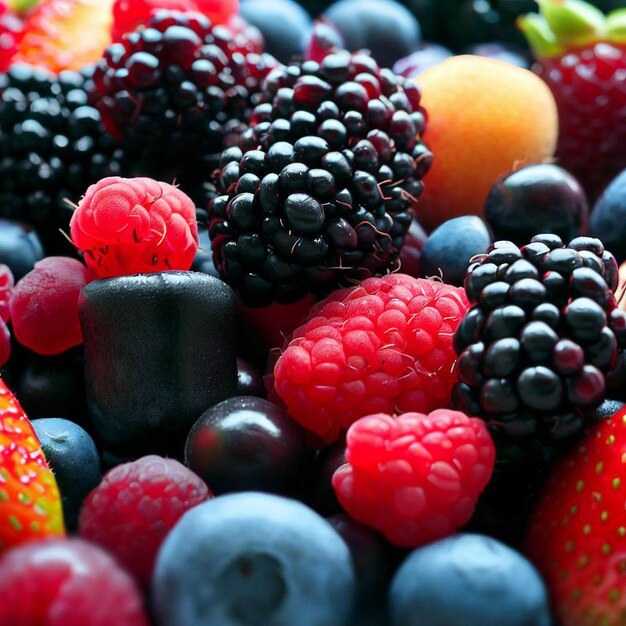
[89,10,278,197]
[0,64,127,251]
[453,234,626,446]
[209,51,432,306]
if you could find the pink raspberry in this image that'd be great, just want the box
[70,177,199,280]
[79,455,211,589]
[10,257,88,355]
[273,274,470,443]
[332,409,495,547]
[0,538,148,626]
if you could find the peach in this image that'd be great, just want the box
[415,55,558,231]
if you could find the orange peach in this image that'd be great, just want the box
[415,55,558,231]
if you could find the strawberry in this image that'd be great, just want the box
[14,0,114,73]
[0,378,65,552]
[525,404,626,626]
[519,0,626,200]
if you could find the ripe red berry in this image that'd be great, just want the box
[79,455,211,589]
[0,2,23,72]
[111,0,199,42]
[525,405,626,626]
[70,177,199,280]
[10,257,88,355]
[520,1,626,199]
[273,274,470,443]
[195,0,238,25]
[0,538,148,626]
[0,263,14,324]
[332,409,495,547]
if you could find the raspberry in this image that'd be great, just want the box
[273,274,470,443]
[10,257,88,355]
[332,409,495,547]
[0,538,148,626]
[79,455,211,589]
[111,0,199,42]
[0,263,14,323]
[70,177,199,279]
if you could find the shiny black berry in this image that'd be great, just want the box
[454,234,624,447]
[209,50,431,305]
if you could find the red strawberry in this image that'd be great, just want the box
[0,379,65,552]
[332,409,495,547]
[519,0,626,199]
[525,405,626,626]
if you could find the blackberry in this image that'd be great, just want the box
[209,50,432,306]
[453,234,626,446]
[0,64,127,251]
[89,10,278,202]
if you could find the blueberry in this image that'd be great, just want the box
[152,493,356,626]
[32,418,101,531]
[240,0,312,63]
[185,396,310,495]
[485,164,589,247]
[0,219,44,280]
[323,0,421,67]
[419,216,491,286]
[591,168,626,263]
[389,534,551,626]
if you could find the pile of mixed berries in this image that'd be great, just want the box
[2,0,626,624]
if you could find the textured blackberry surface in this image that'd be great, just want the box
[453,234,626,445]
[0,64,126,249]
[89,10,278,197]
[209,51,432,306]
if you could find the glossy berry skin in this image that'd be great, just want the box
[80,272,238,456]
[305,18,343,63]
[591,169,626,264]
[0,220,43,281]
[0,539,148,626]
[79,455,210,590]
[390,534,551,626]
[91,11,278,185]
[185,396,310,495]
[323,0,420,67]
[398,218,427,278]
[240,0,311,62]
[152,493,355,626]
[236,357,264,396]
[419,215,492,286]
[304,440,345,516]
[485,164,589,247]
[454,235,625,446]
[210,51,431,305]
[111,0,200,42]
[70,177,198,279]
[393,43,453,78]
[0,378,64,552]
[273,274,469,443]
[32,418,101,532]
[10,257,88,356]
[333,409,495,547]
[525,406,626,626]
[533,44,626,200]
